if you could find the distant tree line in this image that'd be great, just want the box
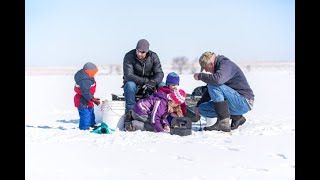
[102,56,200,75]
[171,56,198,74]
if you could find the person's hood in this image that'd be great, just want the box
[153,91,168,101]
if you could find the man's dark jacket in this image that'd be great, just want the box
[123,49,164,86]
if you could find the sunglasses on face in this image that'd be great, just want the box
[136,49,147,54]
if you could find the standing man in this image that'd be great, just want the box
[193,51,254,132]
[123,39,164,115]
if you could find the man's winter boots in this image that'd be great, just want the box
[230,115,246,130]
[124,111,135,131]
[204,100,231,132]
[125,111,133,121]
[124,122,135,131]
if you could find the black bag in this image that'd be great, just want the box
[185,107,201,122]
[184,85,208,122]
[170,117,192,136]
[191,85,208,97]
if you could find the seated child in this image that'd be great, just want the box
[125,88,187,132]
[158,72,187,125]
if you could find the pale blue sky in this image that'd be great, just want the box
[25,0,295,66]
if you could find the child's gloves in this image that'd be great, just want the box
[92,98,101,106]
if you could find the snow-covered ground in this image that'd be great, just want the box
[25,62,295,180]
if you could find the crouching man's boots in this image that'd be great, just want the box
[124,111,135,131]
[204,100,231,132]
[230,115,246,130]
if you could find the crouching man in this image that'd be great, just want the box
[193,51,254,132]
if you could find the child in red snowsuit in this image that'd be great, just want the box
[74,62,101,130]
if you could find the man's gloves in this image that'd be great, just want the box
[92,98,101,106]
[142,80,157,96]
[146,80,157,88]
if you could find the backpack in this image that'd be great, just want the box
[185,107,201,122]
[170,117,192,136]
[191,85,208,97]
[184,85,208,122]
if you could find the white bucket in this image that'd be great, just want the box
[206,118,217,127]
[101,99,125,131]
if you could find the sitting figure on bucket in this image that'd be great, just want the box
[157,72,187,125]
[124,88,187,132]
[74,62,101,130]
[122,39,164,117]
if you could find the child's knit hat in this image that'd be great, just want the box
[166,72,180,86]
[169,89,186,105]
[83,62,98,77]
